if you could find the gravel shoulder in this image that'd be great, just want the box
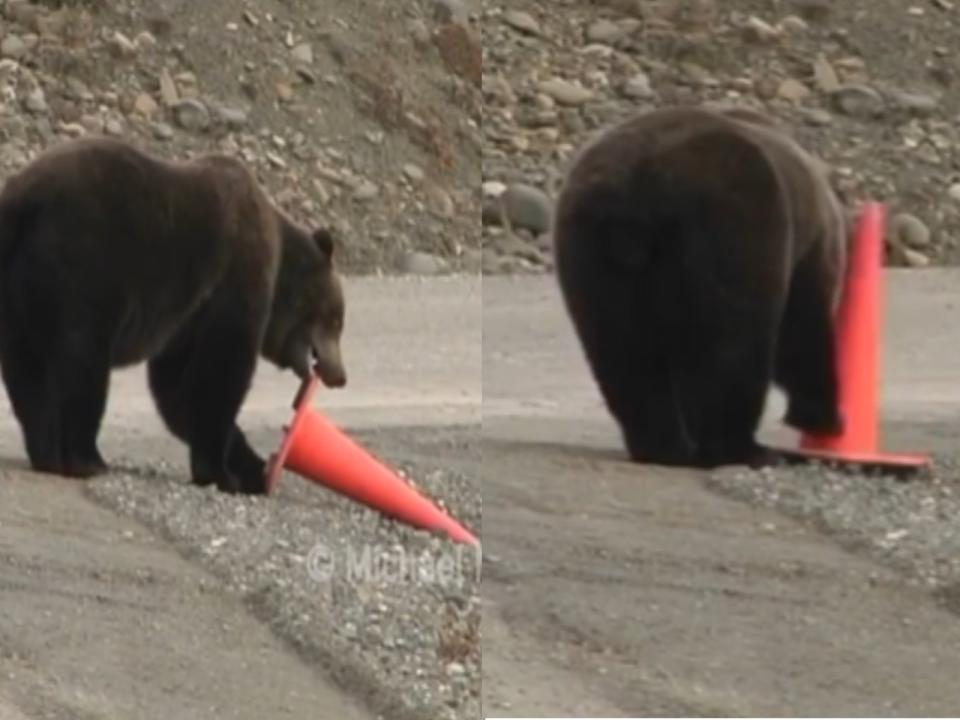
[0,276,481,720]
[483,0,960,273]
[482,271,960,717]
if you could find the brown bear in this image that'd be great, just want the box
[552,104,848,468]
[0,137,347,494]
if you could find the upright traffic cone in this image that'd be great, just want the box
[781,201,929,473]
[264,375,479,546]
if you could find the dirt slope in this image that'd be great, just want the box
[0,0,481,273]
[483,0,960,272]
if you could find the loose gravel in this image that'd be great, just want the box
[85,424,481,720]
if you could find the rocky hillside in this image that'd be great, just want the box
[482,0,960,274]
[0,0,481,275]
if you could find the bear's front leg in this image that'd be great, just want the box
[148,306,268,494]
[228,426,268,494]
[183,310,263,495]
[774,250,843,438]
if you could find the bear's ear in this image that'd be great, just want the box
[313,228,335,260]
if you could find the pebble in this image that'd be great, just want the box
[24,88,46,114]
[353,180,379,201]
[903,247,931,267]
[948,183,960,203]
[890,212,931,249]
[502,183,553,234]
[216,105,249,129]
[402,163,425,182]
[110,31,138,58]
[159,70,179,107]
[400,251,448,275]
[173,99,210,132]
[831,84,886,118]
[744,16,781,43]
[291,43,313,65]
[812,56,840,93]
[104,118,125,136]
[778,78,812,101]
[622,73,654,99]
[537,78,593,106]
[265,152,287,169]
[152,122,174,140]
[133,93,159,117]
[586,19,630,45]
[888,90,939,115]
[503,10,540,36]
[1,35,27,59]
[482,181,507,198]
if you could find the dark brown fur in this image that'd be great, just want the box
[0,137,347,493]
[553,105,847,468]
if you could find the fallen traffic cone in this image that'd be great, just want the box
[780,201,929,473]
[264,375,479,546]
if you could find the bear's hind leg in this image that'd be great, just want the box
[571,294,700,465]
[691,326,779,470]
[53,335,111,478]
[0,334,62,474]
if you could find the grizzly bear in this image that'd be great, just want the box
[0,137,347,494]
[552,105,848,468]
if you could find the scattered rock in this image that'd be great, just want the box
[265,152,286,169]
[24,88,47,114]
[622,73,654,99]
[890,213,931,249]
[778,78,812,101]
[133,93,159,118]
[903,248,931,267]
[503,10,541,36]
[291,43,313,65]
[173,99,210,132]
[482,181,507,198]
[159,70,179,107]
[1,35,27,60]
[586,19,631,45]
[110,31,138,59]
[537,78,593,106]
[812,56,840,93]
[887,90,938,115]
[152,122,174,141]
[744,16,781,43]
[831,84,886,118]
[502,183,553,234]
[216,105,248,129]
[402,163,425,182]
[353,179,379,201]
[400,251,448,275]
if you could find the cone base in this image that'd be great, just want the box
[264,375,321,495]
[774,445,930,476]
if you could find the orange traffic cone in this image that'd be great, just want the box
[781,201,928,472]
[264,375,479,546]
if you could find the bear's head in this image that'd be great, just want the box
[263,223,347,388]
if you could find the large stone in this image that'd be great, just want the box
[537,78,593,106]
[503,10,540,35]
[502,183,553,234]
[831,84,885,118]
